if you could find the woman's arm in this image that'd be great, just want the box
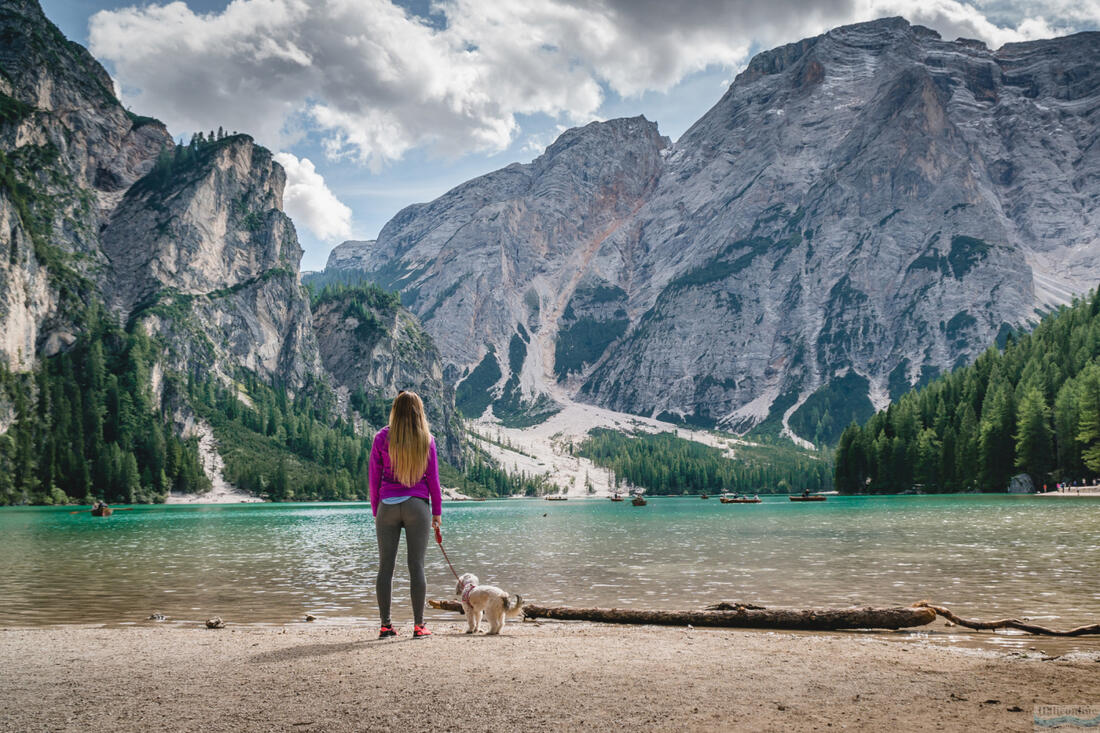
[426,438,442,519]
[369,433,383,517]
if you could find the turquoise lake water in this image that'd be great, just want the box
[2,495,1097,649]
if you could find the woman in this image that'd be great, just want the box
[369,390,442,639]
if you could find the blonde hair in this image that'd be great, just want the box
[388,391,431,487]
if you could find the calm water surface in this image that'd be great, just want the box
[2,496,1097,651]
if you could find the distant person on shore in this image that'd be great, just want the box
[369,390,442,639]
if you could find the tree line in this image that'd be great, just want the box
[0,292,570,505]
[835,289,1100,493]
[0,306,208,505]
[188,370,374,502]
[577,429,833,495]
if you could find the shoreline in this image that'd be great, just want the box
[2,622,1096,732]
[28,489,1100,507]
[1036,487,1100,497]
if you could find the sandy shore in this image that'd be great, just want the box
[2,622,1096,732]
[1036,487,1100,497]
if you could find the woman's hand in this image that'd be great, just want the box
[432,515,441,531]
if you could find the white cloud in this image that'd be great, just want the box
[89,0,1096,170]
[273,152,353,242]
[858,0,1064,45]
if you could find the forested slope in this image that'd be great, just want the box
[835,290,1100,493]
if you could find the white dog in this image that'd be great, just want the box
[455,573,524,635]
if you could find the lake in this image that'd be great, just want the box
[2,495,1097,651]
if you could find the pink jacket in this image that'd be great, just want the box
[368,426,442,517]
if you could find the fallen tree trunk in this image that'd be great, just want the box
[428,599,934,630]
[521,604,936,630]
[913,601,1100,636]
[430,598,1100,635]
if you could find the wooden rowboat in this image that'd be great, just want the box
[720,495,761,504]
[545,496,568,501]
[789,495,827,502]
[700,493,710,499]
[631,496,647,506]
[610,494,624,502]
[91,505,113,517]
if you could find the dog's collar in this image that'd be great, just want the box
[461,582,476,604]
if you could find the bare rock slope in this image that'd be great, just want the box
[328,18,1100,443]
[0,0,461,487]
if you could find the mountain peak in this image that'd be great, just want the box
[323,18,1100,441]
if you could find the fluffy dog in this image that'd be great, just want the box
[455,573,523,635]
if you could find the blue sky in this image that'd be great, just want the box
[43,0,1100,271]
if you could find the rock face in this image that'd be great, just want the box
[327,18,1100,443]
[0,0,460,473]
[0,0,322,393]
[0,0,171,370]
[102,135,323,389]
[327,116,670,414]
[310,288,462,462]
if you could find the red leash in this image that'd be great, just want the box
[435,527,461,581]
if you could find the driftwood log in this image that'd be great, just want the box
[520,604,936,629]
[913,601,1100,637]
[429,598,1100,636]
[428,599,934,630]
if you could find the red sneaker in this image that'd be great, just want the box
[413,624,432,638]
[378,624,397,639]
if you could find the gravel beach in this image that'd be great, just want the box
[2,621,1097,732]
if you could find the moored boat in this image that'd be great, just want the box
[545,495,568,501]
[789,494,827,502]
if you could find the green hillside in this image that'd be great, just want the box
[578,428,832,494]
[834,290,1100,493]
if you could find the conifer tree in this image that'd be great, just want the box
[1014,386,1053,483]
[1078,367,1100,473]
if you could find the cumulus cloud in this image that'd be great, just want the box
[273,152,353,242]
[89,0,1095,169]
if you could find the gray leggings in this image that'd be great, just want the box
[375,498,431,625]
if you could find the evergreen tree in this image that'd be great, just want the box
[1078,367,1100,473]
[834,289,1100,492]
[914,428,941,489]
[1014,386,1054,484]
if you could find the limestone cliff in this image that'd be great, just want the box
[103,135,322,389]
[0,0,463,492]
[0,0,170,369]
[327,18,1100,444]
[309,285,462,463]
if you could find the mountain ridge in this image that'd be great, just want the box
[325,16,1100,444]
[0,0,463,503]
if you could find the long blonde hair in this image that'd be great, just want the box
[388,391,431,487]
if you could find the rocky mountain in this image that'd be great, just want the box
[0,0,321,391]
[326,17,1100,444]
[307,280,463,461]
[0,0,461,501]
[0,0,170,369]
[103,136,324,391]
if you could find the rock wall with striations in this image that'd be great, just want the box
[0,0,170,369]
[0,0,463,479]
[326,18,1100,444]
[310,288,463,463]
[101,135,322,390]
